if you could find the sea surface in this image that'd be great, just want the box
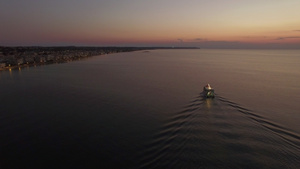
[1,49,300,168]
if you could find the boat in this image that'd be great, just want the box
[203,84,215,98]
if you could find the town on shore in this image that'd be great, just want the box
[0,46,199,71]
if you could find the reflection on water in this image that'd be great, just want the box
[204,97,213,109]
[0,49,300,168]
[9,68,12,77]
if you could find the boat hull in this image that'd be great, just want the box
[203,88,215,98]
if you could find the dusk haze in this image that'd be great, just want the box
[1,0,300,48]
[1,1,300,169]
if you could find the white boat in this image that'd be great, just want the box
[203,84,215,98]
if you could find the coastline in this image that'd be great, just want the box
[0,46,199,71]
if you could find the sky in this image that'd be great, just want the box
[1,0,300,48]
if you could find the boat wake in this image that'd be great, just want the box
[139,93,300,169]
[218,95,300,150]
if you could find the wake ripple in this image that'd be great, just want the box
[139,93,300,169]
[218,95,300,149]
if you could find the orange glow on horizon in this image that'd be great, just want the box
[1,0,300,48]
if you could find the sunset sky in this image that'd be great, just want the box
[1,0,300,48]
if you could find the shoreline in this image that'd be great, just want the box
[0,59,88,71]
[0,46,199,71]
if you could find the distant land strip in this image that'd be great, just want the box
[0,46,199,71]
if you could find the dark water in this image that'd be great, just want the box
[1,49,300,168]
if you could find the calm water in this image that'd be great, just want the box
[1,49,300,168]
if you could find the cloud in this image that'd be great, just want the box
[241,36,268,39]
[170,39,300,49]
[175,38,208,43]
[181,40,242,48]
[177,39,184,43]
[276,36,300,40]
[194,38,209,41]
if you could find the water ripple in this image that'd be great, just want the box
[140,93,300,168]
[218,95,300,150]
